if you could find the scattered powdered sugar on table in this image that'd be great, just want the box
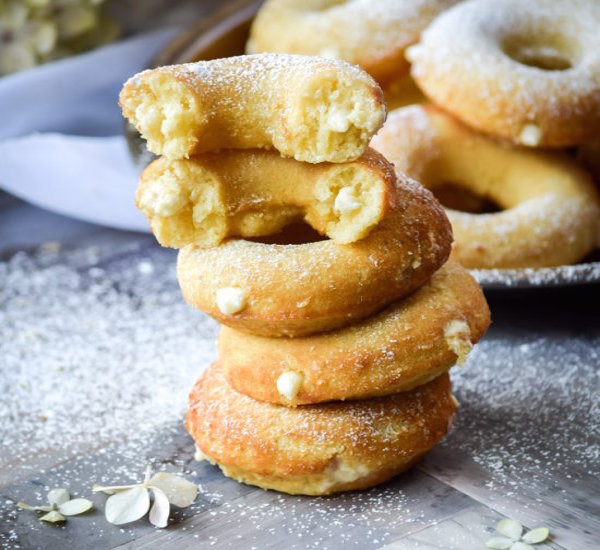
[0,241,218,486]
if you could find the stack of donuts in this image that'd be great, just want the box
[120,52,490,495]
[249,0,600,270]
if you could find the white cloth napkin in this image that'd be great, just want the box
[0,28,178,231]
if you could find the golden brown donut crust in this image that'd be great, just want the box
[137,148,397,248]
[408,0,600,147]
[120,53,385,163]
[176,174,452,337]
[219,260,490,406]
[247,0,458,86]
[371,105,600,269]
[185,364,456,495]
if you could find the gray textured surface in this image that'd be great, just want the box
[1,191,599,549]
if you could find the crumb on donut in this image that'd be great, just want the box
[444,319,472,366]
[216,287,247,315]
[276,371,304,402]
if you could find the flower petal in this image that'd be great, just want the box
[17,502,52,512]
[496,518,523,541]
[149,472,198,508]
[58,498,93,516]
[148,488,170,528]
[92,483,139,494]
[47,488,70,506]
[522,527,550,544]
[510,543,534,550]
[105,486,150,525]
[486,537,514,549]
[39,510,66,523]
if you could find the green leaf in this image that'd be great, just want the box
[148,488,170,528]
[47,488,70,506]
[522,527,550,544]
[105,486,149,525]
[39,510,66,523]
[58,498,93,516]
[149,472,198,508]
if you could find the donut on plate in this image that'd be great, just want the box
[247,0,459,86]
[408,0,600,147]
[219,260,490,406]
[371,105,600,269]
[185,363,456,496]
[120,53,385,162]
[177,174,452,337]
[137,148,397,248]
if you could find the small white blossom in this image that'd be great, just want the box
[17,488,93,523]
[93,466,198,528]
[486,519,550,549]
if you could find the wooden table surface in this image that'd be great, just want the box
[1,190,598,550]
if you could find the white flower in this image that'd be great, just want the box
[17,488,93,523]
[92,466,198,528]
[486,518,550,549]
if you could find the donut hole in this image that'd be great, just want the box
[431,182,501,214]
[502,35,576,71]
[249,222,327,245]
[124,73,206,158]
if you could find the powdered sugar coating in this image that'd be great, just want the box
[410,0,600,146]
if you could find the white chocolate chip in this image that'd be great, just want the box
[518,123,543,147]
[444,319,472,366]
[215,287,247,315]
[404,44,421,64]
[451,394,461,408]
[334,187,360,214]
[276,371,303,401]
[326,107,351,132]
[194,445,206,461]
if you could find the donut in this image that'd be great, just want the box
[177,174,452,337]
[119,53,386,162]
[185,363,456,496]
[371,105,600,269]
[407,0,600,147]
[246,0,459,86]
[137,148,397,248]
[219,260,490,406]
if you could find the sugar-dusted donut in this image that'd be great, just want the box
[137,148,397,248]
[185,363,455,496]
[219,260,490,406]
[247,0,459,86]
[120,54,385,162]
[408,0,600,147]
[371,105,600,269]
[177,174,452,337]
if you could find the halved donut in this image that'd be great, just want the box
[185,363,456,496]
[137,148,397,248]
[219,260,490,406]
[120,53,385,163]
[371,105,600,269]
[176,174,452,337]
